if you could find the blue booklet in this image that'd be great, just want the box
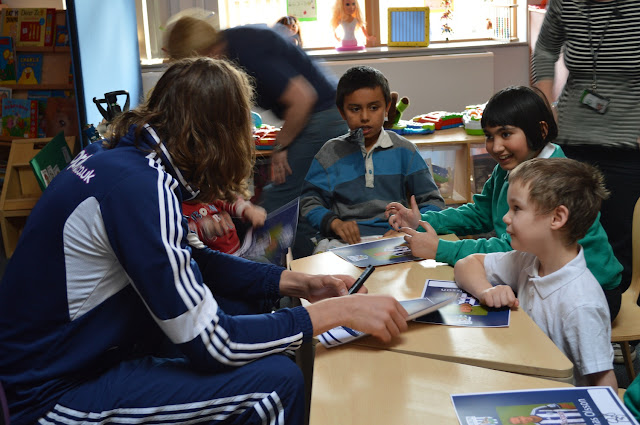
[234,197,298,267]
[329,236,421,267]
[451,387,638,425]
[415,279,511,327]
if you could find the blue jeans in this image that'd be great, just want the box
[260,108,348,214]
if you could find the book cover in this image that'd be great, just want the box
[0,8,19,39]
[451,387,639,425]
[28,90,69,138]
[54,24,69,47]
[16,53,43,84]
[234,197,299,266]
[318,295,457,348]
[29,131,73,191]
[0,36,16,83]
[0,87,11,102]
[329,236,422,267]
[16,8,49,47]
[1,98,38,138]
[415,279,511,327]
[44,8,56,46]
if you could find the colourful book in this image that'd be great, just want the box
[27,90,70,138]
[234,197,299,266]
[16,53,43,84]
[16,8,55,47]
[0,8,19,40]
[1,98,38,138]
[29,131,73,192]
[44,8,56,46]
[415,279,511,328]
[54,24,69,47]
[451,387,639,425]
[0,36,16,84]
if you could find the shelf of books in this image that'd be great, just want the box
[0,7,77,256]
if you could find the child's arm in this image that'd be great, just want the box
[242,203,267,228]
[586,370,618,391]
[454,254,519,308]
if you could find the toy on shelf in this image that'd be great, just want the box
[388,120,435,136]
[462,104,486,136]
[412,111,463,130]
[331,0,373,51]
[253,124,281,150]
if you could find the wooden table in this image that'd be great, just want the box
[290,249,573,380]
[310,344,572,425]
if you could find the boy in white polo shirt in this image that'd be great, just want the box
[454,157,617,389]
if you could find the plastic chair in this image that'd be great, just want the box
[0,381,9,425]
[611,196,640,381]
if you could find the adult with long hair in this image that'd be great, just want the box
[0,58,408,425]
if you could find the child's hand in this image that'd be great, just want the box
[400,220,439,259]
[330,219,361,245]
[244,204,267,228]
[386,195,421,230]
[479,285,519,309]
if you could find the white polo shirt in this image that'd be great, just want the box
[484,248,613,385]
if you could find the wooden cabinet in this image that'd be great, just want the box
[406,128,496,206]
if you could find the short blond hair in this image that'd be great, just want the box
[164,16,219,60]
[509,157,610,244]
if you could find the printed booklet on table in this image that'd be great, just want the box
[451,387,638,425]
[318,295,456,348]
[415,279,511,327]
[329,236,421,267]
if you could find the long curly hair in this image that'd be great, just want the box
[109,57,255,203]
[331,0,366,31]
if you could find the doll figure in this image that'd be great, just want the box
[275,15,302,47]
[331,0,374,51]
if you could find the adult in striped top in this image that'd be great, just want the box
[531,0,640,294]
[0,58,410,425]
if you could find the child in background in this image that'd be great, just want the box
[454,158,617,389]
[331,0,374,50]
[275,15,302,47]
[299,65,444,253]
[386,86,622,319]
[183,198,266,255]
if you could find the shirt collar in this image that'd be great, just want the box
[524,246,587,299]
[504,143,556,180]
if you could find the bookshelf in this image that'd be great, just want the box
[0,9,79,256]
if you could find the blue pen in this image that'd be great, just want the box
[348,264,375,295]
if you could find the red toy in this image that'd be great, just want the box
[412,111,463,130]
[253,124,281,150]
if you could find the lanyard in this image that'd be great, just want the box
[586,0,619,90]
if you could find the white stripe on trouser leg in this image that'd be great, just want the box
[254,391,284,425]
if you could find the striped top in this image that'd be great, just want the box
[531,0,640,149]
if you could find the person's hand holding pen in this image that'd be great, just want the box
[298,265,410,343]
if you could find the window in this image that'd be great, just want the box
[138,0,523,65]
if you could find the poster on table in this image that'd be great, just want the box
[415,279,510,327]
[329,236,421,267]
[451,387,638,425]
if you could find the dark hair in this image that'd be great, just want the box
[481,86,558,152]
[509,157,609,244]
[336,66,391,113]
[109,57,255,203]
